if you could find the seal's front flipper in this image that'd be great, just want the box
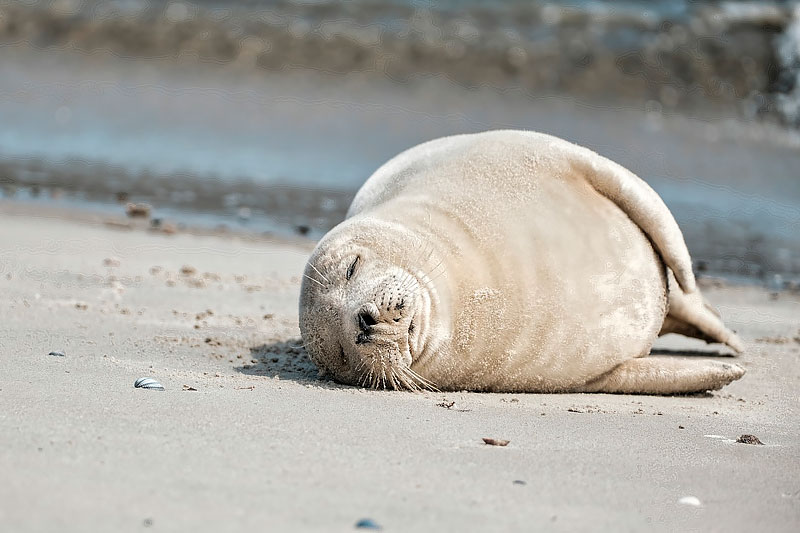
[578,357,745,395]
[659,270,745,354]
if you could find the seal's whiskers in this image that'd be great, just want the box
[303,273,324,287]
[309,262,331,284]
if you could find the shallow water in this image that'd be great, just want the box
[1,46,799,278]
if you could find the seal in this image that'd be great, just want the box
[299,130,745,394]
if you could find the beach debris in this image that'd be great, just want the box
[160,222,178,235]
[677,496,702,507]
[736,434,764,445]
[182,385,198,391]
[104,219,133,230]
[134,377,165,391]
[125,202,152,218]
[74,302,89,310]
[180,265,197,276]
[295,224,311,236]
[513,480,527,485]
[482,437,510,447]
[354,518,382,530]
[436,399,471,412]
[48,350,66,357]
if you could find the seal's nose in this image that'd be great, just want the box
[355,303,380,344]
[358,310,377,332]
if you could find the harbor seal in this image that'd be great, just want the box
[299,130,745,394]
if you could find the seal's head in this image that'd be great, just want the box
[299,221,439,390]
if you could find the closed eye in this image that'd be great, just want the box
[346,256,360,280]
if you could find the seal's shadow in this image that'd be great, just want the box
[650,348,736,358]
[235,338,342,388]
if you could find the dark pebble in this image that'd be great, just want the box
[736,434,764,445]
[49,351,66,357]
[355,518,382,530]
[513,480,527,485]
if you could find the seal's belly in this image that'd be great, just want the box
[417,173,667,392]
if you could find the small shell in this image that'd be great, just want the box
[678,496,702,507]
[134,377,165,391]
[482,437,510,447]
[49,351,66,357]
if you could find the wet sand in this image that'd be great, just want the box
[0,206,798,531]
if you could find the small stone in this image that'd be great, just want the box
[125,202,152,218]
[736,434,764,445]
[482,438,510,447]
[49,350,66,357]
[355,518,382,530]
[180,265,197,276]
[513,480,527,485]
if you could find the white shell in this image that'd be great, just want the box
[134,377,165,391]
[677,496,702,507]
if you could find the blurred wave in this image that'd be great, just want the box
[2,0,799,124]
[0,0,799,281]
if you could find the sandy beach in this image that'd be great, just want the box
[0,204,798,532]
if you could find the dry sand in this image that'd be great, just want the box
[0,205,798,532]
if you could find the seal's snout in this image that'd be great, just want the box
[353,295,414,345]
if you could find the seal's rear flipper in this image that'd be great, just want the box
[659,270,745,354]
[579,357,745,394]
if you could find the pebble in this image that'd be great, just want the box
[125,202,152,218]
[736,434,764,445]
[48,350,66,357]
[180,265,197,276]
[482,437,510,446]
[134,377,165,391]
[355,518,382,530]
